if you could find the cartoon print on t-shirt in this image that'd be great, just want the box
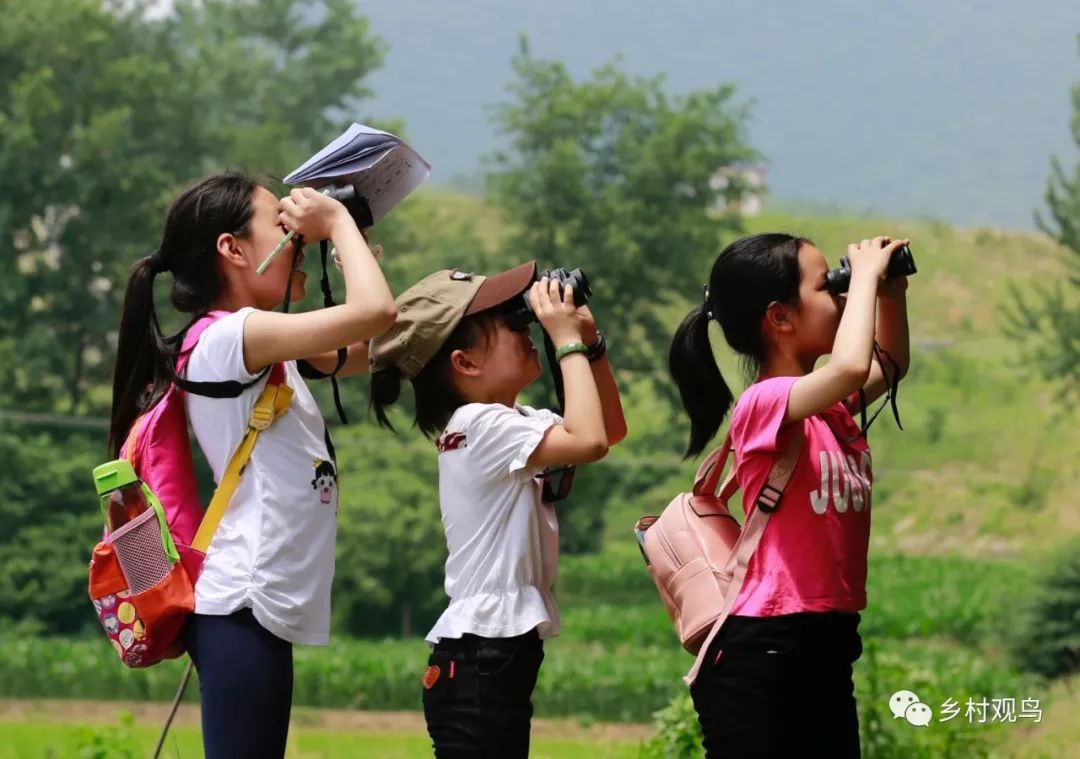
[436,430,468,453]
[311,459,338,505]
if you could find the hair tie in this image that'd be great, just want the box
[147,248,167,274]
[702,283,714,321]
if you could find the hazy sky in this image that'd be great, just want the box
[357,1,1080,229]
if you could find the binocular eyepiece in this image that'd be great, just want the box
[503,267,592,331]
[825,244,918,296]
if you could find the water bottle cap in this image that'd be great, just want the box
[92,460,139,497]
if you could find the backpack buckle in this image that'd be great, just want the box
[249,405,274,431]
[756,484,783,513]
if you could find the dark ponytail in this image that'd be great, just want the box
[669,233,807,458]
[669,306,733,458]
[108,171,260,456]
[369,368,404,433]
[369,312,499,438]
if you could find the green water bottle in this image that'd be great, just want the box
[93,460,150,533]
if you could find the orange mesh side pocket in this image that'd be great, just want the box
[121,563,194,668]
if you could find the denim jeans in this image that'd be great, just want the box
[182,608,293,759]
[422,629,545,758]
[690,612,863,759]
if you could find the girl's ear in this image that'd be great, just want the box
[216,232,248,269]
[449,348,482,378]
[764,300,795,335]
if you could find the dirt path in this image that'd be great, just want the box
[0,699,652,742]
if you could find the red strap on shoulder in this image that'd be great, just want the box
[268,363,286,385]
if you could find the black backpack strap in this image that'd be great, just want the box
[172,369,270,399]
[323,425,337,468]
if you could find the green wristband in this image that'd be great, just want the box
[555,342,588,362]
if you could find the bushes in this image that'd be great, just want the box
[1009,539,1080,678]
[638,693,701,759]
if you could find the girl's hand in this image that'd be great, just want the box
[279,188,351,242]
[846,236,909,284]
[530,277,584,346]
[576,305,599,344]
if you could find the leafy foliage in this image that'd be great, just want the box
[1008,539,1080,679]
[1006,34,1080,401]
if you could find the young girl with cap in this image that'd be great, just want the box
[368,262,627,758]
[669,233,911,757]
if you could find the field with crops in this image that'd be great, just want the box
[0,547,1058,757]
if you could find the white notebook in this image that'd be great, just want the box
[284,123,432,224]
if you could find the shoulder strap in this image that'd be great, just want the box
[692,433,734,497]
[684,427,803,685]
[174,312,287,399]
[190,368,293,552]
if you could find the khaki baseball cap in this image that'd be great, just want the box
[369,261,537,378]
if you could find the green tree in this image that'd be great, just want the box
[486,38,756,548]
[487,37,755,374]
[0,424,102,634]
[0,0,386,634]
[1008,538,1080,678]
[331,424,448,637]
[0,0,385,417]
[1008,35,1080,400]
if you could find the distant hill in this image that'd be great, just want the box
[358,0,1080,230]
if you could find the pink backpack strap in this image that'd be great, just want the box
[177,311,229,373]
[127,311,285,470]
[692,433,733,497]
[173,308,282,388]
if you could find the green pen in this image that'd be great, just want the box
[256,230,297,275]
[258,185,350,274]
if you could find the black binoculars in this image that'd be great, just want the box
[321,183,375,229]
[825,244,917,296]
[503,267,592,331]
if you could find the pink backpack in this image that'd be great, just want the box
[89,312,291,667]
[634,429,802,683]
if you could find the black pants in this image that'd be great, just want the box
[422,629,545,758]
[690,612,863,759]
[182,608,294,759]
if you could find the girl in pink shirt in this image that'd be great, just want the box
[669,232,911,758]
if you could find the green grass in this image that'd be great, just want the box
[0,722,643,759]
[0,550,1040,726]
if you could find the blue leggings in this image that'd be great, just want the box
[182,608,293,759]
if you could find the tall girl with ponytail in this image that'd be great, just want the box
[669,233,911,758]
[107,172,397,758]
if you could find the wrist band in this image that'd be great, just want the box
[586,331,607,363]
[555,342,588,362]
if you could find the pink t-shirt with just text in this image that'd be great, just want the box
[728,376,873,617]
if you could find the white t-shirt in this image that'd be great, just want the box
[427,402,562,644]
[184,308,338,645]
